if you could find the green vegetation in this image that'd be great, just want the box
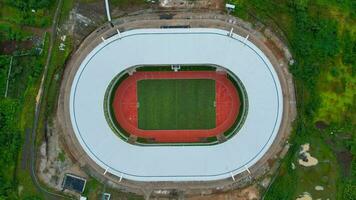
[227,0,355,199]
[78,0,147,8]
[111,0,147,7]
[39,28,72,127]
[0,0,74,199]
[0,99,21,199]
[317,61,355,122]
[83,177,143,200]
[0,33,48,198]
[138,79,216,130]
[0,56,11,95]
[0,0,54,27]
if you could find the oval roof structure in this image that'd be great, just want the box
[70,28,283,181]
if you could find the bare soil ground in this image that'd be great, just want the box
[336,150,353,177]
[0,40,34,54]
[325,135,353,177]
[60,1,108,48]
[264,39,285,61]
[296,192,312,200]
[66,0,224,45]
[188,185,259,200]
[159,0,224,10]
[298,143,319,167]
[38,122,87,196]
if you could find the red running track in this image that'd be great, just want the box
[112,71,240,143]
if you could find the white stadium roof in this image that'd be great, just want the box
[70,28,283,181]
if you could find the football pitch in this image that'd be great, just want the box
[137,79,216,130]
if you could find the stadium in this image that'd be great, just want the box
[58,14,296,193]
[67,27,282,182]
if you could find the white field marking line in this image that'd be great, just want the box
[4,56,13,98]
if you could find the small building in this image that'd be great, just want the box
[62,174,87,193]
[225,3,236,12]
[102,193,111,200]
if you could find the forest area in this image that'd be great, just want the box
[227,0,355,199]
[0,0,61,199]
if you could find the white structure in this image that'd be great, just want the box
[104,0,111,22]
[226,3,236,11]
[69,28,283,182]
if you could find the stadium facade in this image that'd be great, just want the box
[69,28,283,182]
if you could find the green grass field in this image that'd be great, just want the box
[137,79,216,130]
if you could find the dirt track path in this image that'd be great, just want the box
[26,0,72,199]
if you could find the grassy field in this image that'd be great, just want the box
[82,177,143,200]
[137,79,216,130]
[0,56,10,95]
[0,1,53,28]
[78,0,148,8]
[0,34,48,199]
